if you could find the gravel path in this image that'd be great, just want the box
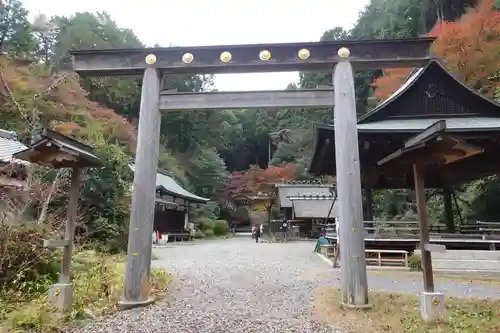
[68,237,500,333]
[69,238,341,333]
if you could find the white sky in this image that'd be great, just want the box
[22,0,368,91]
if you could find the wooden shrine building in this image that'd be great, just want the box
[309,59,500,235]
[0,129,30,221]
[129,165,209,239]
[274,181,338,237]
[0,129,29,189]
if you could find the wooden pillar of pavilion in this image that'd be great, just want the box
[442,188,454,233]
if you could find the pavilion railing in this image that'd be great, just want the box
[324,220,500,240]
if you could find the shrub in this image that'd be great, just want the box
[213,219,229,236]
[0,222,60,293]
[194,230,205,239]
[408,253,422,270]
[204,229,214,238]
[2,250,173,331]
[197,217,215,232]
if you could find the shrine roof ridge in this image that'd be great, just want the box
[359,59,500,124]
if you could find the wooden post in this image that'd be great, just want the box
[46,167,80,312]
[363,189,373,221]
[60,167,80,284]
[120,67,162,308]
[442,188,454,233]
[413,162,435,292]
[333,60,370,308]
[363,189,374,233]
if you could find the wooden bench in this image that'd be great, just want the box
[365,249,409,268]
[168,233,190,242]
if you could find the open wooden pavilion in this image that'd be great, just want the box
[309,59,500,246]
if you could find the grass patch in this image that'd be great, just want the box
[0,250,173,333]
[369,270,500,286]
[314,286,500,333]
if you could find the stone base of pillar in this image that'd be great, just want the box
[118,297,155,310]
[49,283,73,312]
[419,292,445,323]
[340,302,373,310]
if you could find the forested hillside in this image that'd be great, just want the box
[2,0,500,234]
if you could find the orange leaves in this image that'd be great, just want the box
[373,0,500,101]
[51,121,81,135]
[434,0,500,94]
[1,59,137,150]
[224,164,297,200]
[372,68,412,101]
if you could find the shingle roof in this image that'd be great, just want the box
[0,129,29,165]
[129,164,209,203]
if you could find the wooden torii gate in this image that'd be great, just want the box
[69,37,434,309]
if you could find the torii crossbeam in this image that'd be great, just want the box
[69,36,435,310]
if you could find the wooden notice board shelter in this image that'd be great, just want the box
[377,120,482,292]
[377,120,482,322]
[13,129,103,312]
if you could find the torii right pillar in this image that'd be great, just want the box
[333,47,371,309]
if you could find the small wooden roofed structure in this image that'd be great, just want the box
[309,59,500,190]
[378,120,483,293]
[12,129,103,312]
[13,129,102,169]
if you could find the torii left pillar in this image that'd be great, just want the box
[119,66,162,309]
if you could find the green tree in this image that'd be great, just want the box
[0,0,35,55]
[186,147,230,199]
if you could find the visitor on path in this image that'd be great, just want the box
[251,225,256,239]
[254,224,261,243]
[259,223,264,241]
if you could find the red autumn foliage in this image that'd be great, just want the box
[0,59,137,150]
[372,68,413,100]
[223,164,297,201]
[372,0,500,101]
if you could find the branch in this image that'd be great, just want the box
[454,195,472,208]
[425,189,440,200]
[32,73,68,101]
[37,169,64,224]
[0,70,32,126]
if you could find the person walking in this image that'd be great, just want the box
[254,223,261,243]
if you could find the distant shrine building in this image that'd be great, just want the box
[274,181,338,238]
[129,165,209,242]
